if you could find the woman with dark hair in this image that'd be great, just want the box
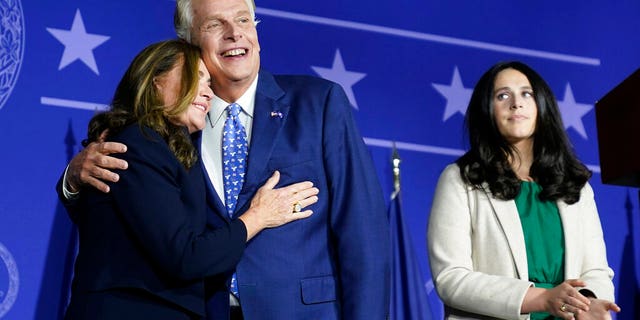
[427,61,620,320]
[63,39,318,319]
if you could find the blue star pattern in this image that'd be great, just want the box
[222,103,247,298]
[312,49,366,110]
[432,66,473,122]
[46,9,109,75]
[222,103,248,217]
[557,83,593,140]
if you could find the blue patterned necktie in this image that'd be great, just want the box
[222,103,247,298]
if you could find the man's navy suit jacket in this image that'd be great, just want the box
[201,70,390,320]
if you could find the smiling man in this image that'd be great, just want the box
[59,0,390,319]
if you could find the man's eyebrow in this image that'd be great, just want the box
[202,9,251,20]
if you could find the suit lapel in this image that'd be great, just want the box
[204,165,229,222]
[193,130,229,222]
[485,188,529,280]
[234,71,288,216]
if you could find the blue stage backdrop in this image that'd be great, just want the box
[0,0,639,319]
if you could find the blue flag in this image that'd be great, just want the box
[34,121,79,319]
[616,191,640,319]
[389,191,433,320]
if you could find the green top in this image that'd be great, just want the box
[515,181,565,320]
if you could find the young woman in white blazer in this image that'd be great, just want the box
[428,61,620,320]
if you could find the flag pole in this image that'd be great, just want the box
[391,141,401,200]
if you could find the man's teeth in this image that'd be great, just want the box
[223,49,246,57]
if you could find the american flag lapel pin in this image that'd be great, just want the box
[270,111,283,118]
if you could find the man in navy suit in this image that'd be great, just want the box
[62,0,390,318]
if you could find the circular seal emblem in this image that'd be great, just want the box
[0,242,19,318]
[0,0,25,111]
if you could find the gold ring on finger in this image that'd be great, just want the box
[293,202,302,213]
[560,303,567,312]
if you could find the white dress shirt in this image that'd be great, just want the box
[201,75,258,205]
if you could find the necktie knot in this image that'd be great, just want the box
[228,103,241,118]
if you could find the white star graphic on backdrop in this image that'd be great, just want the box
[557,83,592,139]
[312,49,366,110]
[47,9,110,75]
[432,66,473,121]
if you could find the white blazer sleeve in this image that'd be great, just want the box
[427,164,532,320]
[569,183,615,302]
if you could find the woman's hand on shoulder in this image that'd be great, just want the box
[239,171,319,240]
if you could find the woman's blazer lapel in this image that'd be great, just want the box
[485,189,582,282]
[485,189,530,281]
[557,199,580,279]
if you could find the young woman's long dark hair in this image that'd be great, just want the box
[83,40,202,169]
[456,61,590,204]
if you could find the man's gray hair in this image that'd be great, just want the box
[174,0,257,44]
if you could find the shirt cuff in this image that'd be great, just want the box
[62,165,80,200]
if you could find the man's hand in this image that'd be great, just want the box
[67,140,128,193]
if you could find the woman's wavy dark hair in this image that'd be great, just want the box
[456,61,591,204]
[83,39,202,169]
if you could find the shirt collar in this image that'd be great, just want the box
[207,74,259,127]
